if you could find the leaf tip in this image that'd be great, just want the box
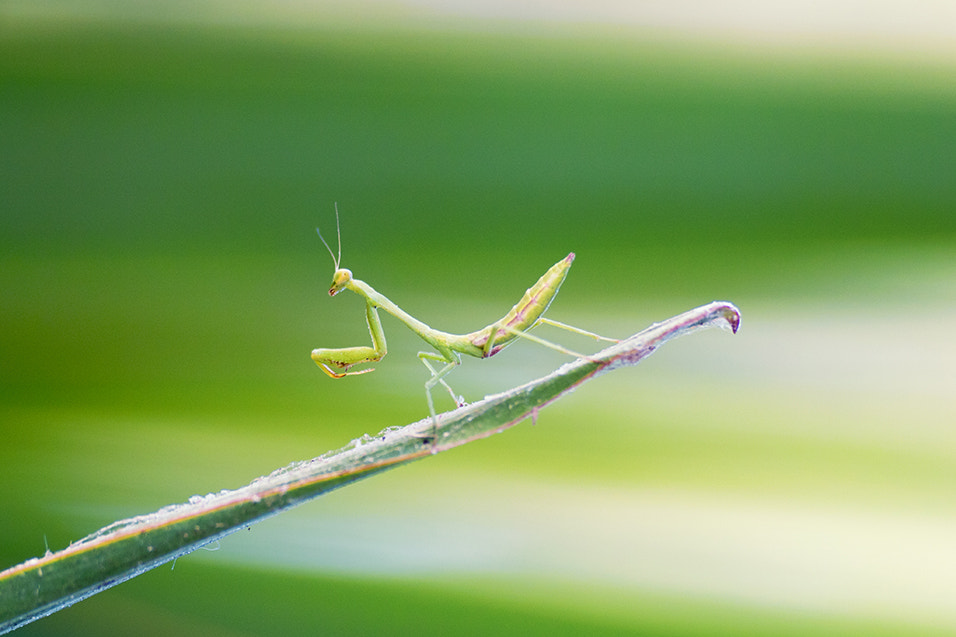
[713,302,741,334]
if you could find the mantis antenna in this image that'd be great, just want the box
[316,203,341,270]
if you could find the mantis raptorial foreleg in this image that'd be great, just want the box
[311,300,387,378]
[312,207,620,448]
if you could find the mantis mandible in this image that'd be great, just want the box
[311,208,617,442]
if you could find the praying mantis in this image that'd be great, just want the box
[311,208,618,441]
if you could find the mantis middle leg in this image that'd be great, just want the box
[311,301,387,378]
[418,350,462,445]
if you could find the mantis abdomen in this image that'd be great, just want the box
[467,252,575,357]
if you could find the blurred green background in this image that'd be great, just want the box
[2,2,955,635]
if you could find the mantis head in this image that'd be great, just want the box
[329,268,352,296]
[317,203,351,297]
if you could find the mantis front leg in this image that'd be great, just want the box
[311,300,387,378]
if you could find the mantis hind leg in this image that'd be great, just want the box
[535,317,619,343]
[311,301,387,377]
[495,317,619,361]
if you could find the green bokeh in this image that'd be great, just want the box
[2,13,955,636]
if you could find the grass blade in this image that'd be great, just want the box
[0,301,739,634]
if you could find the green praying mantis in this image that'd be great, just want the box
[311,209,618,441]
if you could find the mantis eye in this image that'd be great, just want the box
[329,268,352,296]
